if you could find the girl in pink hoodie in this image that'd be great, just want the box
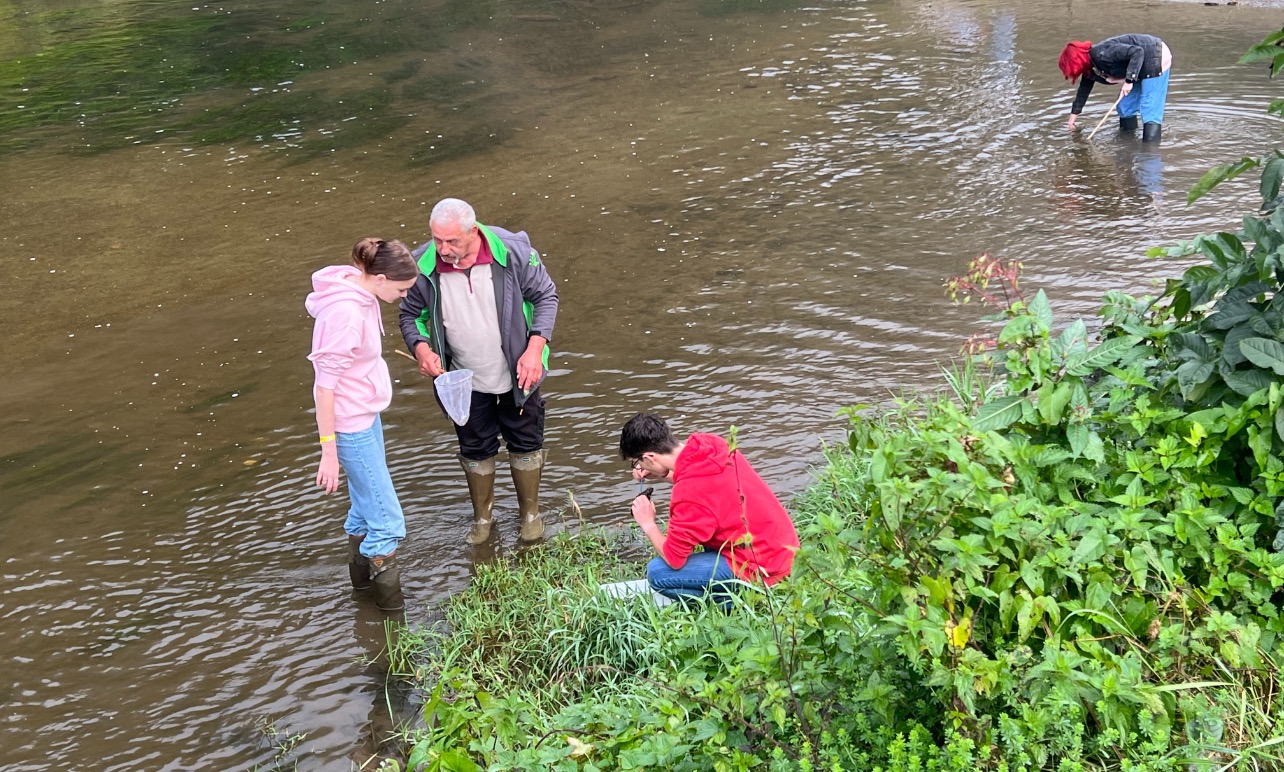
[307,238,418,612]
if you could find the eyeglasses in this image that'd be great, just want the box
[629,457,643,470]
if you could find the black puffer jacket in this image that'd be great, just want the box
[1071,34,1167,115]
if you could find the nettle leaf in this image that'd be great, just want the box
[974,395,1026,432]
[1241,337,1284,375]
[1066,336,1142,376]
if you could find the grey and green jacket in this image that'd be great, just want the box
[398,224,559,407]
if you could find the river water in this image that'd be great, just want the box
[1,0,1281,767]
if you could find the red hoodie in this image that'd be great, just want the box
[664,433,799,585]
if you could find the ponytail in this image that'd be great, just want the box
[351,238,416,281]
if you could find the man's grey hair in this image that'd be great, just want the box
[431,198,477,231]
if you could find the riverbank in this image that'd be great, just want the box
[389,159,1284,767]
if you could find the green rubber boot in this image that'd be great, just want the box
[510,449,545,542]
[460,455,496,544]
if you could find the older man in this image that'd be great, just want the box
[399,199,559,543]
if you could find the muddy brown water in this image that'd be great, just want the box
[2,0,1282,767]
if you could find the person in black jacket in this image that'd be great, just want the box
[1059,34,1173,142]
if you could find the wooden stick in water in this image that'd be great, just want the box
[1086,90,1127,141]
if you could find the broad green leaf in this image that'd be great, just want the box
[1176,360,1216,399]
[922,575,950,607]
[1082,430,1105,464]
[1172,287,1192,320]
[1189,159,1260,205]
[1208,298,1255,330]
[1057,319,1089,357]
[1066,336,1141,376]
[1222,324,1258,367]
[1072,528,1106,565]
[1037,381,1073,425]
[1243,214,1282,259]
[1222,367,1274,397]
[1067,422,1088,457]
[1263,156,1284,207]
[1171,332,1214,361]
[1029,290,1053,333]
[1241,337,1284,375]
[974,395,1026,432]
[1240,37,1284,64]
[408,744,431,772]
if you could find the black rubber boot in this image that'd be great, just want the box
[1119,115,1139,132]
[1142,122,1162,143]
[348,534,372,592]
[369,553,404,612]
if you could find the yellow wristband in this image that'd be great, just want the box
[319,434,336,444]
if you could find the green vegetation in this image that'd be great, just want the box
[376,27,1284,772]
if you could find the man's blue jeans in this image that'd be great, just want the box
[336,416,406,558]
[646,551,738,604]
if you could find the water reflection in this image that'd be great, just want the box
[349,604,415,768]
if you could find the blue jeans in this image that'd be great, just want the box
[336,416,406,558]
[1118,68,1170,125]
[647,551,738,605]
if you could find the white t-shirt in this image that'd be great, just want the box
[439,264,513,395]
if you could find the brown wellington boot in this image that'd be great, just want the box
[369,553,404,613]
[510,449,545,542]
[348,534,372,592]
[460,455,497,544]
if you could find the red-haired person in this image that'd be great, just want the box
[1060,34,1172,142]
[307,238,419,613]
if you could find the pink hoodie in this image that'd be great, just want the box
[306,265,393,433]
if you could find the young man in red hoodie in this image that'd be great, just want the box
[620,413,799,603]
